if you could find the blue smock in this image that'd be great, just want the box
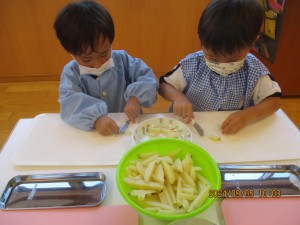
[59,50,158,131]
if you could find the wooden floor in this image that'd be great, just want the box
[0,81,299,149]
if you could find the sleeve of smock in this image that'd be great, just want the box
[159,64,187,92]
[58,63,108,131]
[122,52,158,108]
[252,75,282,105]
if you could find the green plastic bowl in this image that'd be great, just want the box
[116,138,221,220]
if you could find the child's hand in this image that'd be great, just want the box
[173,96,194,123]
[95,116,119,136]
[221,111,249,135]
[124,96,141,123]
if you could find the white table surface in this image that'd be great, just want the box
[1,110,299,225]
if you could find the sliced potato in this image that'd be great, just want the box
[180,171,196,188]
[135,161,145,177]
[130,190,157,201]
[144,161,156,182]
[123,177,163,191]
[138,152,157,159]
[182,153,193,174]
[155,156,173,164]
[144,201,175,210]
[123,150,212,214]
[166,183,176,204]
[167,148,181,158]
[187,185,211,212]
[162,161,176,184]
[208,134,221,142]
[152,163,164,184]
[172,158,183,172]
[141,153,159,166]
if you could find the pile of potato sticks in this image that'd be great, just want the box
[123,149,211,215]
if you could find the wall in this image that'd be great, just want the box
[0,0,299,95]
[253,0,300,96]
[0,0,208,81]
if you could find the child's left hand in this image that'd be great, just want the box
[221,111,249,135]
[124,96,141,123]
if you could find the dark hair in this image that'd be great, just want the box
[54,0,114,55]
[198,0,264,55]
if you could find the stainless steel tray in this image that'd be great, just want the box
[0,172,106,210]
[219,164,300,197]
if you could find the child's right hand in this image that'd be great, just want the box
[95,116,119,136]
[173,96,195,123]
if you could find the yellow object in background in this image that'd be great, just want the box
[264,10,277,40]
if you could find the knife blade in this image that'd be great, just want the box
[192,119,204,136]
[119,120,130,134]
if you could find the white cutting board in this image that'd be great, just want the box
[12,113,136,166]
[11,110,300,166]
[190,110,300,163]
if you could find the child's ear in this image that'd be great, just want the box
[255,34,260,42]
[251,34,260,47]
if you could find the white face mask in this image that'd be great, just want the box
[205,57,245,77]
[76,57,115,76]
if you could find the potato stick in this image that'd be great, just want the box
[126,165,137,173]
[172,158,183,172]
[123,177,163,191]
[129,175,143,180]
[176,176,182,206]
[130,190,157,196]
[148,132,160,137]
[190,167,196,181]
[155,156,173,164]
[141,153,159,166]
[151,175,162,184]
[144,207,161,212]
[196,174,210,185]
[144,201,175,210]
[144,161,156,182]
[166,183,176,204]
[160,128,171,135]
[193,166,202,171]
[147,127,161,134]
[180,193,197,201]
[162,186,173,207]
[208,134,221,142]
[182,153,193,174]
[152,163,164,184]
[166,132,179,138]
[187,185,211,212]
[181,183,195,190]
[158,190,169,205]
[197,181,207,191]
[129,159,138,165]
[182,199,189,209]
[162,161,176,184]
[135,161,145,177]
[181,187,195,195]
[138,152,157,159]
[138,195,146,201]
[145,194,160,202]
[157,209,186,215]
[180,171,196,188]
[174,171,180,182]
[166,148,181,158]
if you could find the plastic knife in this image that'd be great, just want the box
[119,120,130,134]
[192,119,204,136]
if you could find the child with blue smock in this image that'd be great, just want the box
[54,0,157,136]
[159,0,281,135]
